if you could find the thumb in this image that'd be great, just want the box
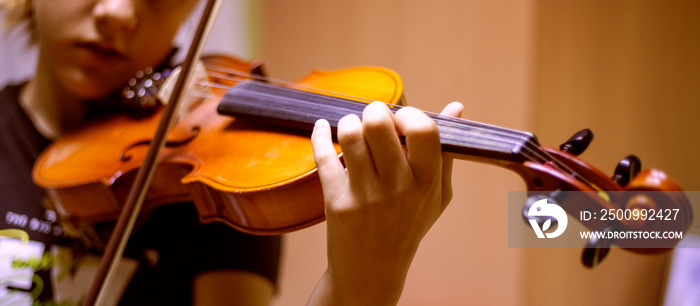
[439,102,463,210]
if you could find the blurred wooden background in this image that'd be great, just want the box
[253,1,700,305]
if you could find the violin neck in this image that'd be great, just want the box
[217,81,543,164]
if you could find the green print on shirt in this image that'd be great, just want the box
[12,253,54,272]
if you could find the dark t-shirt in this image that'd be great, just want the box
[0,83,281,305]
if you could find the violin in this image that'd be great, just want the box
[35,53,693,252]
[33,55,404,234]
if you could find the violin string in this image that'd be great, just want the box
[205,69,378,103]
[200,69,567,167]
[190,77,599,190]
[200,71,562,169]
[193,82,551,166]
[196,74,542,159]
[197,69,579,178]
[183,65,596,189]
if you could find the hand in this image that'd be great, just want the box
[308,101,463,305]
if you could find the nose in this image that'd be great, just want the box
[93,0,138,37]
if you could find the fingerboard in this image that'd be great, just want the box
[217,81,544,164]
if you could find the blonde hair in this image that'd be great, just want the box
[0,0,35,43]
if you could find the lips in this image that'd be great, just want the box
[74,41,128,65]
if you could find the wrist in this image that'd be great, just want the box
[308,269,405,306]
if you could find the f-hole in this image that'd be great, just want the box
[120,126,201,162]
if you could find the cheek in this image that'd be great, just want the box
[33,0,85,42]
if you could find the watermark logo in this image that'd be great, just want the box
[526,198,568,238]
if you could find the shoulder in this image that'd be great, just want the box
[0,82,31,127]
[0,83,24,115]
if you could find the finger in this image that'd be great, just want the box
[361,102,408,179]
[440,102,464,118]
[336,114,377,185]
[311,119,347,203]
[439,102,463,209]
[393,107,442,180]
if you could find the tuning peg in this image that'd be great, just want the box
[611,155,641,187]
[581,227,614,268]
[250,61,268,83]
[559,129,594,156]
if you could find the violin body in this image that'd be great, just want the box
[33,56,404,234]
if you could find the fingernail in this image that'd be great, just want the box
[314,119,328,131]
